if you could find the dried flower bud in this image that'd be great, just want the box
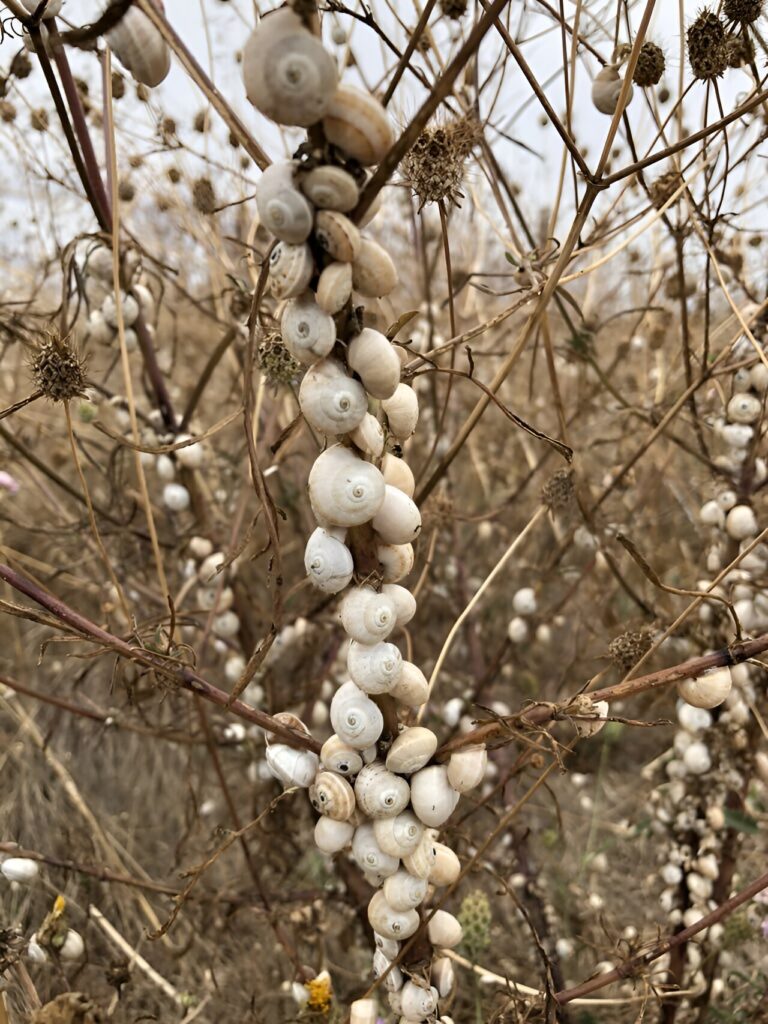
[192,177,216,215]
[608,627,654,673]
[723,0,763,23]
[402,115,481,209]
[687,10,728,80]
[258,330,300,387]
[31,334,87,402]
[541,469,574,512]
[633,41,665,86]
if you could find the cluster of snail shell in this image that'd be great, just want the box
[243,6,482,1019]
[0,855,85,964]
[81,245,155,355]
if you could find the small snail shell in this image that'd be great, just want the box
[382,453,415,497]
[367,890,420,940]
[359,185,383,228]
[300,165,359,212]
[678,666,732,709]
[700,500,724,527]
[400,981,438,1022]
[428,842,461,886]
[382,384,419,440]
[751,363,768,391]
[373,949,404,991]
[21,0,62,16]
[377,542,415,582]
[374,932,400,960]
[322,84,394,165]
[373,811,424,857]
[304,526,354,594]
[59,929,85,961]
[386,727,437,774]
[727,393,761,424]
[348,640,403,694]
[383,869,429,912]
[266,710,310,741]
[410,765,460,827]
[265,743,320,788]
[268,241,314,299]
[352,823,400,876]
[347,328,401,400]
[0,857,39,883]
[447,744,488,793]
[243,9,338,127]
[255,161,313,244]
[314,815,355,853]
[309,770,356,820]
[317,261,353,314]
[591,65,633,115]
[382,583,417,626]
[340,585,397,644]
[352,238,399,297]
[432,956,456,998]
[388,660,428,707]
[401,834,437,879]
[330,681,384,749]
[355,762,410,819]
[299,358,368,435]
[350,413,385,458]
[350,998,379,1024]
[427,909,463,949]
[315,210,361,262]
[309,445,385,527]
[726,504,757,540]
[106,7,171,87]
[372,486,422,545]
[321,734,364,776]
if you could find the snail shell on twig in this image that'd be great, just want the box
[314,815,355,853]
[386,726,437,774]
[376,542,415,583]
[354,761,410,818]
[322,84,394,165]
[382,384,419,440]
[106,7,171,87]
[373,811,424,857]
[330,681,384,749]
[427,909,463,948]
[299,358,368,436]
[347,640,403,694]
[317,261,353,314]
[367,890,420,940]
[446,744,487,793]
[352,823,400,876]
[315,210,361,262]
[255,161,314,244]
[268,241,314,299]
[304,526,354,594]
[591,65,633,115]
[309,446,386,528]
[347,328,401,400]
[265,743,319,788]
[352,238,398,298]
[383,869,428,911]
[309,770,356,820]
[321,734,364,776]
[280,292,336,365]
[371,486,422,545]
[339,585,397,644]
[388,660,428,706]
[300,165,359,212]
[410,765,459,827]
[382,453,415,497]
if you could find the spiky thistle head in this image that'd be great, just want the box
[192,176,216,215]
[608,627,655,673]
[541,469,575,512]
[402,113,481,209]
[723,0,764,24]
[725,32,755,66]
[633,41,666,87]
[31,331,87,402]
[687,9,728,80]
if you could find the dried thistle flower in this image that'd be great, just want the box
[167,166,181,184]
[633,41,665,86]
[0,100,16,123]
[608,627,655,673]
[440,0,468,17]
[257,330,300,387]
[725,32,755,66]
[31,333,87,402]
[687,9,728,80]
[192,176,216,214]
[30,107,49,132]
[723,0,763,23]
[193,109,208,133]
[118,179,135,202]
[541,469,575,512]
[402,114,481,209]
[649,170,683,209]
[111,71,126,99]
[10,50,32,80]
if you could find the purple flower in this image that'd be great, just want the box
[0,471,19,495]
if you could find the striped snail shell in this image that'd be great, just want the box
[309,771,356,820]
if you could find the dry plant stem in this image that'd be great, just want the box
[381,0,438,106]
[89,905,182,1004]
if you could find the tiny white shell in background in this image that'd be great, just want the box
[1,857,39,883]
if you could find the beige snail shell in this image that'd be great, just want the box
[446,744,488,793]
[347,328,401,400]
[400,981,438,1022]
[322,84,394,165]
[265,743,320,788]
[299,357,368,436]
[317,261,353,315]
[573,698,609,738]
[268,241,314,299]
[367,890,420,940]
[401,834,437,879]
[347,640,403,694]
[386,727,437,774]
[304,526,354,594]
[383,869,429,912]
[352,823,400,877]
[352,238,398,297]
[373,811,424,858]
[372,486,422,545]
[314,815,355,853]
[727,393,761,425]
[427,909,463,948]
[591,65,633,115]
[350,413,385,458]
[428,842,461,886]
[308,445,385,527]
[266,710,311,741]
[330,681,384,749]
[678,666,732,710]
[374,931,400,960]
[314,210,361,263]
[431,956,456,999]
[106,7,171,88]
[382,453,415,498]
[309,770,356,820]
[320,734,364,776]
[359,185,383,228]
[355,761,411,818]
[300,164,359,212]
[388,660,428,707]
[350,998,379,1024]
[382,583,417,626]
[243,8,338,127]
[372,949,404,992]
[377,542,415,583]
[410,765,459,827]
[339,585,397,644]
[382,384,419,440]
[255,161,314,244]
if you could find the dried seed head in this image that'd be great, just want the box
[402,114,481,209]
[193,109,208,133]
[30,108,48,132]
[687,9,728,80]
[136,83,150,102]
[440,0,468,18]
[118,179,135,202]
[725,32,755,66]
[541,469,575,512]
[160,116,177,141]
[111,71,126,99]
[633,41,665,87]
[10,51,32,80]
[723,0,763,23]
[608,627,655,673]
[257,330,300,387]
[192,177,216,215]
[0,100,16,123]
[31,333,87,403]
[649,170,683,209]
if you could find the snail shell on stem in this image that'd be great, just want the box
[300,165,359,212]
[372,949,404,991]
[330,681,384,749]
[320,734,364,777]
[268,241,314,299]
[350,413,385,457]
[352,823,400,876]
[388,660,428,707]
[383,869,429,911]
[352,238,399,297]
[354,761,411,819]
[106,7,171,87]
[347,640,403,694]
[591,64,633,115]
[317,261,353,314]
[322,84,394,165]
[308,445,385,527]
[304,526,354,594]
[255,161,314,244]
[381,583,417,626]
[446,744,488,793]
[347,328,401,400]
[339,585,397,644]
[265,743,319,788]
[377,542,415,582]
[299,358,368,436]
[372,485,422,545]
[382,384,419,440]
[382,453,415,497]
[386,726,437,774]
[314,815,355,853]
[315,210,361,262]
[373,811,424,857]
[427,909,463,948]
[309,770,356,820]
[410,764,460,827]
[367,890,420,940]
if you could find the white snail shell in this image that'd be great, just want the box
[377,542,415,582]
[0,857,39,883]
[386,727,437,774]
[401,834,437,879]
[726,504,758,540]
[355,761,411,818]
[59,929,85,961]
[299,358,368,436]
[573,698,609,738]
[347,640,403,694]
[322,84,394,165]
[372,949,404,991]
[372,486,422,545]
[432,956,456,998]
[304,526,354,594]
[428,842,461,886]
[106,7,171,88]
[410,765,459,827]
[243,8,338,127]
[700,500,724,528]
[382,583,417,626]
[300,165,359,212]
[383,869,429,912]
[352,823,400,876]
[339,585,397,644]
[309,446,386,528]
[281,293,336,365]
[309,770,356,820]
[727,393,761,425]
[314,815,355,853]
[374,932,400,959]
[350,413,385,457]
[388,660,428,707]
[382,384,419,440]
[427,909,463,949]
[255,161,314,244]
[330,681,384,749]
[268,241,314,299]
[265,743,320,788]
[317,261,353,314]
[591,65,633,115]
[350,998,380,1024]
[314,210,361,262]
[382,453,415,497]
[367,890,420,940]
[321,734,364,776]
[400,981,438,1022]
[678,666,732,709]
[352,238,399,297]
[373,811,424,857]
[447,744,488,793]
[347,328,401,400]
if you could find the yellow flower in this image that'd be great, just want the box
[305,971,332,1014]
